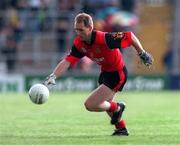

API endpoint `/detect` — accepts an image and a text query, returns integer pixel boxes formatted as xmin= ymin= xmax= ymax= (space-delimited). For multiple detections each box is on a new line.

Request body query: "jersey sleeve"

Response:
xmin=105 ymin=31 xmax=132 ymax=49
xmin=65 ymin=45 xmax=85 ymax=65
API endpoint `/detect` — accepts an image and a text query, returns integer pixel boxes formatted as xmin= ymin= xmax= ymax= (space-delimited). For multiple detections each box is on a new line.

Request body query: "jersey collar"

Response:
xmin=90 ymin=30 xmax=96 ymax=44
xmin=83 ymin=30 xmax=96 ymax=45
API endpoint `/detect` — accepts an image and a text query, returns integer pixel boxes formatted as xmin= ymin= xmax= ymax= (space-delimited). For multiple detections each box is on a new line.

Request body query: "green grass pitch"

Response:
xmin=0 ymin=91 xmax=180 ymax=145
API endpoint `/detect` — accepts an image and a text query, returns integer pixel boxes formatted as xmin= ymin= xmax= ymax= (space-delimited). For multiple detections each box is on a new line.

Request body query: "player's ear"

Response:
xmin=89 ymin=25 xmax=93 ymax=31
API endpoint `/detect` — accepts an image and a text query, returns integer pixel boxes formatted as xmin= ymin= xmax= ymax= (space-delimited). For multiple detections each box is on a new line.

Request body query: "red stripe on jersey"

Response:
xmin=121 ymin=32 xmax=132 ymax=48
xmin=113 ymin=69 xmax=126 ymax=92
xmin=65 ymin=55 xmax=80 ymax=65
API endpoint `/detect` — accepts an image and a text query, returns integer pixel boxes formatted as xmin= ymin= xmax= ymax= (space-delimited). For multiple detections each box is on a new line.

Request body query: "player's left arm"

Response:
xmin=105 ymin=31 xmax=154 ymax=66
xmin=131 ymin=32 xmax=154 ymax=66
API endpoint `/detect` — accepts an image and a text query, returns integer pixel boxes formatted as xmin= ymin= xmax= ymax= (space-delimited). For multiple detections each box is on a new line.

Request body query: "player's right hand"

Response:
xmin=44 ymin=73 xmax=56 ymax=85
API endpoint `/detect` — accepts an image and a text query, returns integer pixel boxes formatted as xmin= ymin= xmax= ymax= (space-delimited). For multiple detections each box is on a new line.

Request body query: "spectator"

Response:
xmin=163 ymin=49 xmax=173 ymax=70
xmin=1 ymin=26 xmax=17 ymax=72
xmin=56 ymin=0 xmax=80 ymax=53
xmin=27 ymin=0 xmax=41 ymax=32
xmin=56 ymin=16 xmax=69 ymax=53
xmin=120 ymin=0 xmax=136 ymax=13
xmin=58 ymin=0 xmax=79 ymax=12
xmin=16 ymin=0 xmax=29 ymax=33
xmin=38 ymin=0 xmax=51 ymax=32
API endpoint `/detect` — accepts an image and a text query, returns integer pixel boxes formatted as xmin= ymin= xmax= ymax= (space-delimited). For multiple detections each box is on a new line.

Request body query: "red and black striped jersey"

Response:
xmin=65 ymin=30 xmax=132 ymax=72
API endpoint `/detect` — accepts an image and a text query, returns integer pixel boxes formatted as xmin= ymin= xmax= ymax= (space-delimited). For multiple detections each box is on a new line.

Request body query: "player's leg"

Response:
xmin=88 ymin=69 xmax=126 ymax=113
xmin=112 ymin=119 xmax=129 ymax=136
xmin=84 ymin=83 xmax=128 ymax=134
xmin=84 ymin=84 xmax=128 ymax=135
xmin=101 ymin=67 xmax=129 ymax=135
xmin=106 ymin=98 xmax=129 ymax=136
xmin=106 ymin=98 xmax=115 ymax=117
xmin=84 ymin=84 xmax=117 ymax=112
xmin=85 ymin=67 xmax=129 ymax=135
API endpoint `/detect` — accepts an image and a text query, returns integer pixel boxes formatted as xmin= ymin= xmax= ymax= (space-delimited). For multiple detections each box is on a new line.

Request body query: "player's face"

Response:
xmin=74 ymin=22 xmax=92 ymax=41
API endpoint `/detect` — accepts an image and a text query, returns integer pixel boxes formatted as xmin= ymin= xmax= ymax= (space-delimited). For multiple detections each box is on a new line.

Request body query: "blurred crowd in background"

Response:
xmin=0 ymin=0 xmax=79 ymax=73
xmin=0 ymin=0 xmax=176 ymax=75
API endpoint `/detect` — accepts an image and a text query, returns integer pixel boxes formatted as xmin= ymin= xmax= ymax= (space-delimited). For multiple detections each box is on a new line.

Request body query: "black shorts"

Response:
xmin=98 ymin=67 xmax=128 ymax=92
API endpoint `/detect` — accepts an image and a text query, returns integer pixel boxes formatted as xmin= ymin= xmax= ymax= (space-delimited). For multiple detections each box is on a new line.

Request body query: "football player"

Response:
xmin=44 ymin=13 xmax=153 ymax=136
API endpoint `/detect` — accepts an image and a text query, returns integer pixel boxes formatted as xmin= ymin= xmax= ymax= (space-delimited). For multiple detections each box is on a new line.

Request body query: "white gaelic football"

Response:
xmin=28 ymin=84 xmax=49 ymax=104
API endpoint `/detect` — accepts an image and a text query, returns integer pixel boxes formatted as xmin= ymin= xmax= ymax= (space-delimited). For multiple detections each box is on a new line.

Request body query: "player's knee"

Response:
xmin=84 ymin=101 xmax=94 ymax=111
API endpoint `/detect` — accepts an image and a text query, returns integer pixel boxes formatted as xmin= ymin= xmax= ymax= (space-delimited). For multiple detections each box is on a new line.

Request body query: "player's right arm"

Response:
xmin=44 ymin=45 xmax=85 ymax=85
xmin=53 ymin=59 xmax=71 ymax=78
xmin=53 ymin=44 xmax=85 ymax=77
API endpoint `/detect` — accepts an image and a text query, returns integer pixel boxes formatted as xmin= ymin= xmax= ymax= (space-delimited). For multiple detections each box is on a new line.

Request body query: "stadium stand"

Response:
xmin=0 ymin=0 xmax=176 ymax=75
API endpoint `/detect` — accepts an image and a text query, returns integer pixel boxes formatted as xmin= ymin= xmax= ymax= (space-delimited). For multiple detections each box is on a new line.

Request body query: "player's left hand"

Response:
xmin=44 ymin=73 xmax=56 ymax=86
xmin=139 ymin=51 xmax=154 ymax=67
